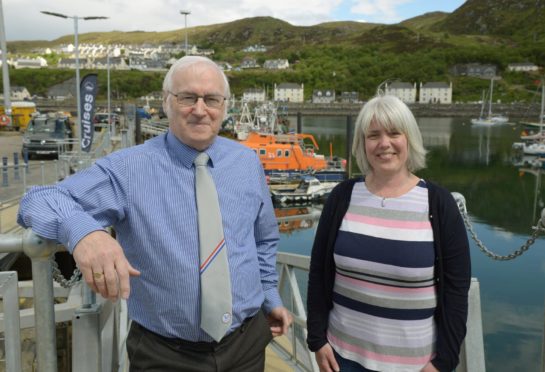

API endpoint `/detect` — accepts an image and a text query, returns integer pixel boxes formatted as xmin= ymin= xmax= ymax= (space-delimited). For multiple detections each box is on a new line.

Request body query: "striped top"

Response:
xmin=328 ymin=180 xmax=437 ymax=371
xmin=18 ymin=132 xmax=281 ymax=342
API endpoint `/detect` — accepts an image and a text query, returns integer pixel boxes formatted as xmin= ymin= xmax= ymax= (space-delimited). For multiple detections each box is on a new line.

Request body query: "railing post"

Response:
xmin=2 ymin=156 xmax=8 ymax=187
xmin=0 ymin=271 xmax=22 ymax=372
xmin=13 ymin=152 xmax=20 ymax=181
xmin=22 ymin=230 xmax=59 ymax=372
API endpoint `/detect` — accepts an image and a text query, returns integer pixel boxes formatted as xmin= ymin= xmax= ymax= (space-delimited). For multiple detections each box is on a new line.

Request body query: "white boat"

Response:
xmin=271 ymin=176 xmax=338 ymax=203
xmin=471 ymin=78 xmax=509 ymax=126
xmin=514 ymin=79 xmax=545 ymax=155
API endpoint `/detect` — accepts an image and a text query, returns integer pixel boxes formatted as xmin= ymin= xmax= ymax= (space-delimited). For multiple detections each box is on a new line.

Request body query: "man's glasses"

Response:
xmin=167 ymin=91 xmax=226 ymax=109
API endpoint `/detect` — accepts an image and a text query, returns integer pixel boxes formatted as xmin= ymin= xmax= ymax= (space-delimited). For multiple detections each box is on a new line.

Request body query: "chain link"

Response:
xmin=453 ymin=192 xmax=545 ymax=260
xmin=51 ymin=249 xmax=82 ymax=288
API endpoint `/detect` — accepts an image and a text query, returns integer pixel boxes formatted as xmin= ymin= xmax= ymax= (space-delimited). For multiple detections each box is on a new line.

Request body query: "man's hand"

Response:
xmin=266 ymin=306 xmax=293 ymax=337
xmin=73 ymin=230 xmax=140 ymax=301
xmin=315 ymin=343 xmax=340 ymax=372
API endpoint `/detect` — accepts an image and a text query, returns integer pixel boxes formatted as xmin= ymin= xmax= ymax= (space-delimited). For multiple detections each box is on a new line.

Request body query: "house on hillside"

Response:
xmin=240 ymin=57 xmax=259 ymax=69
xmin=15 ymin=57 xmax=47 ymax=69
xmin=312 ymin=90 xmax=335 ymax=104
xmin=58 ymin=58 xmax=91 ymax=69
xmin=216 ymin=62 xmax=232 ymax=71
xmin=385 ymin=82 xmax=417 ymax=103
xmin=507 ymin=62 xmax=539 ymax=72
xmin=11 ymin=86 xmax=31 ymax=100
xmin=340 ymin=91 xmax=359 ymax=103
xmin=263 ymin=59 xmax=289 ymax=70
xmin=140 ymin=91 xmax=163 ymax=101
xmin=449 ymin=63 xmax=496 ymax=79
xmin=243 ymin=45 xmax=267 ymax=52
xmin=274 ymin=83 xmax=304 ymax=103
xmin=94 ymin=57 xmax=128 ymax=70
xmin=47 ymin=78 xmax=77 ymax=101
xmin=243 ymin=88 xmax=266 ymax=102
xmin=419 ymin=82 xmax=452 ymax=104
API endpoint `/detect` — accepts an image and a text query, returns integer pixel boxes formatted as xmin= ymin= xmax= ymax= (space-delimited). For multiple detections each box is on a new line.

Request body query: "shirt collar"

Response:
xmin=166 ymin=131 xmax=222 ymax=168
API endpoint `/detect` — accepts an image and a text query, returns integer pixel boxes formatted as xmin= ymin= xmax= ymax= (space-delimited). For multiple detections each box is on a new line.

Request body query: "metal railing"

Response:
xmin=0 ymin=233 xmax=485 ymax=372
xmin=0 ymin=231 xmax=127 ymax=372
xmin=274 ymin=252 xmax=486 ymax=372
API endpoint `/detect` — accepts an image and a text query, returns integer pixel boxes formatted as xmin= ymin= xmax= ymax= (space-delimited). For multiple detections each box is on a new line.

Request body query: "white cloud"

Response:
xmin=350 ymin=0 xmax=412 ymax=23
xmin=2 ymin=0 xmax=344 ymax=41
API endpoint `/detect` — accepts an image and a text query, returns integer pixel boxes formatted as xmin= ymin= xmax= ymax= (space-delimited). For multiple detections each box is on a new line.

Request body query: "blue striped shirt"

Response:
xmin=17 ymin=131 xmax=282 ymax=341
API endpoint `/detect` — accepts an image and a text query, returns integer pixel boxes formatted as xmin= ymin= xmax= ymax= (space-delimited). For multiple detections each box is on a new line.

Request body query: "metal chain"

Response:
xmin=452 ymin=192 xmax=545 ymax=261
xmin=51 ymin=250 xmax=82 ymax=288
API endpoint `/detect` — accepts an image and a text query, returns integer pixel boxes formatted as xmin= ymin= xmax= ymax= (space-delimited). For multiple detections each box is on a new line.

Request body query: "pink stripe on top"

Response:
xmin=345 ymin=212 xmax=432 ymax=229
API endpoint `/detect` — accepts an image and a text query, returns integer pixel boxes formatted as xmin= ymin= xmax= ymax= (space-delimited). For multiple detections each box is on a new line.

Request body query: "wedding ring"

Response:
xmin=93 ymin=272 xmax=103 ymax=280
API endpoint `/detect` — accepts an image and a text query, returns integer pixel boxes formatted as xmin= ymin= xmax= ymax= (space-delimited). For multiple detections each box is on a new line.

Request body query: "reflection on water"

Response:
xmin=278 ymin=116 xmax=545 ymax=372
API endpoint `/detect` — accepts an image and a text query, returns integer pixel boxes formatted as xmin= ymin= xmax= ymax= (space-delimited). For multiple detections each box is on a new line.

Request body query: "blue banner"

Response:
xmin=80 ymin=73 xmax=98 ymax=152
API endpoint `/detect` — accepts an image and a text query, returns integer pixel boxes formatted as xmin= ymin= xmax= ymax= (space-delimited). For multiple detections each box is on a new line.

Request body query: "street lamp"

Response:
xmin=41 ymin=11 xmax=108 ymax=153
xmin=180 ymin=10 xmax=191 ymax=55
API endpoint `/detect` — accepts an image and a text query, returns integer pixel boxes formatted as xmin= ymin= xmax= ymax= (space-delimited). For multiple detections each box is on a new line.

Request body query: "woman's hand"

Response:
xmin=421 ymin=362 xmax=439 ymax=372
xmin=315 ymin=343 xmax=340 ymax=372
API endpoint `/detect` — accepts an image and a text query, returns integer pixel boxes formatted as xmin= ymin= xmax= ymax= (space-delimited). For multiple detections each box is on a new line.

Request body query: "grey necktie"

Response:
xmin=194 ymin=152 xmax=233 ymax=342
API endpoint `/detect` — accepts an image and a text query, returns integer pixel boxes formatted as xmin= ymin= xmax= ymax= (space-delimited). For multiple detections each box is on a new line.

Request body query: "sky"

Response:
xmin=1 ymin=0 xmax=466 ymax=42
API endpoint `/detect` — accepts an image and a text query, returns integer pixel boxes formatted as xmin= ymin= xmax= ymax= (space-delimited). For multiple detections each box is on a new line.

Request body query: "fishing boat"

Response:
xmin=233 ymin=100 xmax=347 ymax=182
xmin=240 ymin=131 xmax=346 ymax=181
xmin=471 ymin=78 xmax=509 ymax=126
xmin=270 ymin=175 xmax=338 ymax=204
xmin=274 ymin=205 xmax=321 ymax=234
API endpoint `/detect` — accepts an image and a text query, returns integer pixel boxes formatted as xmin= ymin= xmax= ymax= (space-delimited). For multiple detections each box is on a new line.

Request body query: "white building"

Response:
xmin=385 ymin=82 xmax=417 ymax=103
xmin=274 ymin=83 xmax=304 ymax=103
xmin=312 ymin=89 xmax=335 ymax=104
xmin=263 ymin=59 xmax=289 ymax=70
xmin=15 ymin=57 xmax=47 ymax=69
xmin=419 ymin=82 xmax=452 ymax=104
xmin=243 ymin=88 xmax=266 ymax=102
xmin=507 ymin=62 xmax=539 ymax=72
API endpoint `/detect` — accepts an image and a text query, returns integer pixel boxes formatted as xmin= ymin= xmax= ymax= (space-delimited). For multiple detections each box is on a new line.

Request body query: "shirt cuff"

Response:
xmin=262 ymin=287 xmax=283 ymax=314
xmin=58 ymin=212 xmax=107 ymax=253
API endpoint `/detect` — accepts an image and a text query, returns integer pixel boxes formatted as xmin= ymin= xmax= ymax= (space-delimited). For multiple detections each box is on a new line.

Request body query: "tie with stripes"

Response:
xmin=194 ymin=152 xmax=232 ymax=342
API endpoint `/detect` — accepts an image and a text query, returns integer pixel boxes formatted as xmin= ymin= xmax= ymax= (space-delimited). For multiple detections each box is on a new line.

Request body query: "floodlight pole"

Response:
xmin=180 ymin=10 xmax=191 ymax=55
xmin=0 ymin=0 xmax=12 ymax=125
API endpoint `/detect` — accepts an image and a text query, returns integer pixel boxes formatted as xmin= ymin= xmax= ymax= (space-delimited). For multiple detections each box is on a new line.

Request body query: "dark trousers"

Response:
xmin=127 ymin=310 xmax=272 ymax=372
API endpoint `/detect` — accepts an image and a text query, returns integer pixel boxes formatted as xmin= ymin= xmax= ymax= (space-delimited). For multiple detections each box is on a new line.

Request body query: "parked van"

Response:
xmin=0 ymin=101 xmax=38 ymax=131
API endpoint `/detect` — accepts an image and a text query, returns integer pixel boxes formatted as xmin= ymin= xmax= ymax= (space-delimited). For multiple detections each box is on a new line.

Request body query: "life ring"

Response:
xmin=0 ymin=115 xmax=10 ymax=126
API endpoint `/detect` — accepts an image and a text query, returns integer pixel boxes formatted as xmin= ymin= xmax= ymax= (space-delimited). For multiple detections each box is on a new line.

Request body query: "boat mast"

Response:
xmin=488 ymin=78 xmax=494 ymax=118
xmin=479 ymin=90 xmax=486 ymax=119
xmin=539 ymin=78 xmax=545 ymax=134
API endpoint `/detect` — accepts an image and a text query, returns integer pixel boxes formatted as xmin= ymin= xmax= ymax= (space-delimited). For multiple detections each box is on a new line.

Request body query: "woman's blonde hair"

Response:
xmin=352 ymin=94 xmax=427 ymax=175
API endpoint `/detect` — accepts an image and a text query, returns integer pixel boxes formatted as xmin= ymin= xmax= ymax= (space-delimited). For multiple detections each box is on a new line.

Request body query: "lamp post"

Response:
xmin=0 ymin=0 xmax=12 ymax=126
xmin=180 ymin=10 xmax=191 ymax=55
xmin=41 ymin=11 xmax=108 ymax=153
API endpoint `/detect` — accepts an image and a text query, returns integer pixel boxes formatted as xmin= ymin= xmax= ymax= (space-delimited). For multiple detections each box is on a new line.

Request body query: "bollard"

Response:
xmin=2 ymin=156 xmax=8 ymax=187
xmin=23 ymin=147 xmax=29 ymax=174
xmin=297 ymin=112 xmax=302 ymax=134
xmin=13 ymin=152 xmax=20 ymax=181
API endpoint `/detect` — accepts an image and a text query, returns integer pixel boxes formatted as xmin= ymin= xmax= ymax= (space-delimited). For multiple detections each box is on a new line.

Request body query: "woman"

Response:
xmin=306 ymin=95 xmax=471 ymax=372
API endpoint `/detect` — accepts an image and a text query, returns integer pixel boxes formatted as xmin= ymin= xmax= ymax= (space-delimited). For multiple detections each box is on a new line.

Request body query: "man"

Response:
xmin=18 ymin=56 xmax=291 ymax=371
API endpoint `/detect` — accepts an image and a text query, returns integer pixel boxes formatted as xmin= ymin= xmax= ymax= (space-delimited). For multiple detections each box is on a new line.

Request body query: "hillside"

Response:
xmin=3 ymin=0 xmax=545 ymax=103
xmin=436 ymin=0 xmax=545 ymax=41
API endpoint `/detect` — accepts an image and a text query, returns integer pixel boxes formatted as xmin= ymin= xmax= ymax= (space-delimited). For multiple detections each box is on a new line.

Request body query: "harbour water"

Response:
xmin=277 ymin=115 xmax=545 ymax=371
